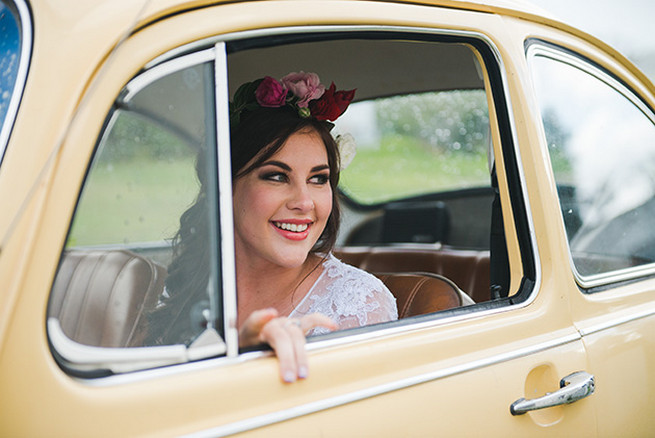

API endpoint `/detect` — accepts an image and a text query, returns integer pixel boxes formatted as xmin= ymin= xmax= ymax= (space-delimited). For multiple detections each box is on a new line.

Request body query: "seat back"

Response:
xmin=49 ymin=249 xmax=166 ymax=348
xmin=375 ymin=272 xmax=470 ymax=318
xmin=336 ymin=246 xmax=490 ymax=303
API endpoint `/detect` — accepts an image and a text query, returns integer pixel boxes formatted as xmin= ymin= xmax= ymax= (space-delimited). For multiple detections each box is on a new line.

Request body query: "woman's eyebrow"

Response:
xmin=311 ymin=164 xmax=330 ymax=173
xmin=261 ymin=160 xmax=291 ymax=171
xmin=261 ymin=161 xmax=329 ymax=173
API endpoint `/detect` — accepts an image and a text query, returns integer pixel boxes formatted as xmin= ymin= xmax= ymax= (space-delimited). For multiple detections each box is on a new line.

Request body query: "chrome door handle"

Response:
xmin=510 ymin=371 xmax=595 ymax=416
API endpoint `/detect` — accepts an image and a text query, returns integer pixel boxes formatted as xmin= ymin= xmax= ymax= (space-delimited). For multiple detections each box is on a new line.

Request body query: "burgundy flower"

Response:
xmin=255 ymin=76 xmax=288 ymax=107
xmin=309 ymin=82 xmax=356 ymax=121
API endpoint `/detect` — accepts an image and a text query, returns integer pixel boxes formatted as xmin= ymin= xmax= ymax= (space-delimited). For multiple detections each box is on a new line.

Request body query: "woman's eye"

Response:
xmin=261 ymin=172 xmax=288 ymax=182
xmin=309 ymin=173 xmax=329 ymax=185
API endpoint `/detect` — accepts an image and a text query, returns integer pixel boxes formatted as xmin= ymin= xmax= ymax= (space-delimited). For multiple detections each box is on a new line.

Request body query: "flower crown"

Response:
xmin=229 ymin=71 xmax=356 ymax=127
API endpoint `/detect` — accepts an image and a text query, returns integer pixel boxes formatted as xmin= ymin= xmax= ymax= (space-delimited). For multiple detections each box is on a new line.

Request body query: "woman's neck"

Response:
xmin=236 ymin=254 xmax=323 ymax=326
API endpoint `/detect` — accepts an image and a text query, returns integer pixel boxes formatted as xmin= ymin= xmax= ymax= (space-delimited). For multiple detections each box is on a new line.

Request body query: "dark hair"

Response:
xmin=145 ymin=107 xmax=341 ymax=345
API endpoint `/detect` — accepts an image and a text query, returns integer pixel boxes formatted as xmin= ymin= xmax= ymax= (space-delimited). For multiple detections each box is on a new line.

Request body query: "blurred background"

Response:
xmin=528 ymin=0 xmax=655 ymax=84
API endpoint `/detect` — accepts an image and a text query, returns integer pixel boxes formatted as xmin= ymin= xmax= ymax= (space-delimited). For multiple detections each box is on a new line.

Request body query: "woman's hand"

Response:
xmin=239 ymin=308 xmax=337 ymax=383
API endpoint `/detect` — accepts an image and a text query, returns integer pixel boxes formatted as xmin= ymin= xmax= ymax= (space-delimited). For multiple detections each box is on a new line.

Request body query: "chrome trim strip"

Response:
xmin=526 ymin=44 xmax=655 ymax=289
xmin=0 ymin=0 xmax=33 ymax=164
xmin=214 ymin=42 xmax=239 ymax=356
xmin=184 ymin=332 xmax=581 ymax=437
xmin=122 ymin=48 xmax=215 ymax=102
xmin=578 ymin=304 xmax=655 ymax=336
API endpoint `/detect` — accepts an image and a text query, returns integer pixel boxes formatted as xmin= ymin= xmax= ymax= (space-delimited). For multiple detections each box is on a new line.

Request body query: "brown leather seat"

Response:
xmin=49 ymin=249 xmax=166 ymax=348
xmin=375 ymin=272 xmax=469 ymax=318
xmin=336 ymin=246 xmax=490 ymax=303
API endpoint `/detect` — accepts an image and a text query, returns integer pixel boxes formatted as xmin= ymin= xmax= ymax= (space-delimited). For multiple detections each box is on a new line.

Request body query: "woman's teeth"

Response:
xmin=274 ymin=222 xmax=309 ymax=232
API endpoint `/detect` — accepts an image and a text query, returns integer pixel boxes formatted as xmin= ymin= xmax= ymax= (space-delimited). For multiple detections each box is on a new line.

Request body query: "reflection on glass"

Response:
xmin=0 ymin=4 xmax=21 ymax=128
xmin=532 ymin=54 xmax=655 ymax=276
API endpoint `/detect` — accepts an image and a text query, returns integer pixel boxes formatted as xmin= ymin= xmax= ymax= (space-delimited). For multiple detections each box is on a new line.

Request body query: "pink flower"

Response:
xmin=281 ymin=72 xmax=325 ymax=108
xmin=255 ymin=76 xmax=288 ymax=107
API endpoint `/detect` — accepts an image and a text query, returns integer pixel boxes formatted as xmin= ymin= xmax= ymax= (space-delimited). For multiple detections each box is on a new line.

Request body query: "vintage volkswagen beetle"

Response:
xmin=1 ymin=0 xmax=654 ymax=436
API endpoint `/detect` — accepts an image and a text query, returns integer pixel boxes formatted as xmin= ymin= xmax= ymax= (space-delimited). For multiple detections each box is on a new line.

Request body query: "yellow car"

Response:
xmin=2 ymin=0 xmax=655 ymax=436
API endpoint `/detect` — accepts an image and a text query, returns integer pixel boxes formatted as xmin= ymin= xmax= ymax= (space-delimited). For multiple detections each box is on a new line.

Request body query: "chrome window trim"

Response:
xmin=213 ymin=42 xmax=239 ymax=357
xmin=121 ymin=48 xmax=215 ymax=102
xmin=527 ymin=43 xmax=655 ymax=289
xmin=0 ymin=0 xmax=32 ymax=165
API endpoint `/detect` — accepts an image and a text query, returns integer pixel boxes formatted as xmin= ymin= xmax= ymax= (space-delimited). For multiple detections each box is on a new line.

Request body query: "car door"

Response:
xmin=1 ymin=2 xmax=601 ymax=436
xmin=528 ymin=42 xmax=655 ymax=435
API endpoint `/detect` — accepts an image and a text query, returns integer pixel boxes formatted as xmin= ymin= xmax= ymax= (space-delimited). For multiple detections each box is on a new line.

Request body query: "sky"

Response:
xmin=527 ymin=0 xmax=655 ymax=82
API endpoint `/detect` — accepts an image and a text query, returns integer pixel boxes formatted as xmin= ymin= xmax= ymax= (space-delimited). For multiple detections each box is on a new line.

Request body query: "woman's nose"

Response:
xmin=287 ymin=183 xmax=314 ymax=212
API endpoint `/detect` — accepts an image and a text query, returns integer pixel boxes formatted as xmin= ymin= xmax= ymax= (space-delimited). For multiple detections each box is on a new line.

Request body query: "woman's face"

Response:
xmin=233 ymin=129 xmax=333 ymax=270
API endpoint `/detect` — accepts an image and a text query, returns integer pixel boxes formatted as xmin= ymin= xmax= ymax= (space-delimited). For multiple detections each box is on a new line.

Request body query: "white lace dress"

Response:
xmin=289 ymin=254 xmax=398 ymax=334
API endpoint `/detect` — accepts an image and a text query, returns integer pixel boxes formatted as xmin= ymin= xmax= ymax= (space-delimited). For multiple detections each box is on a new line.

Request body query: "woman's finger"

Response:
xmin=285 ymin=319 xmax=309 ymax=379
xmin=260 ymin=319 xmax=299 ymax=383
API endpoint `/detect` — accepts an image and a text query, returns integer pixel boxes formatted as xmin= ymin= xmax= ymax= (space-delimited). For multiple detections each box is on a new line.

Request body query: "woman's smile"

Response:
xmin=271 ymin=219 xmax=313 ymax=241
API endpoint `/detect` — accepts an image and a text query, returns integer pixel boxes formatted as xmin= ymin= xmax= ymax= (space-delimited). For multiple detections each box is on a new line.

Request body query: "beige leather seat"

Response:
xmin=49 ymin=249 xmax=166 ymax=348
xmin=375 ymin=272 xmax=473 ymax=318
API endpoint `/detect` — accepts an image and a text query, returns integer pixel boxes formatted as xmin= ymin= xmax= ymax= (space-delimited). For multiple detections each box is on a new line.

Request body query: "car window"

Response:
xmin=48 ymin=31 xmax=528 ymax=376
xmin=530 ymin=47 xmax=655 ymax=283
xmin=228 ymin=34 xmax=525 ymax=302
xmin=48 ymin=52 xmax=225 ymax=374
xmin=0 ymin=0 xmax=31 ymax=165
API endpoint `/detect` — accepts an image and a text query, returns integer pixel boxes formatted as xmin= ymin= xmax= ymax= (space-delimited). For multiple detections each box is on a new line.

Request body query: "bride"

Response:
xmin=147 ymin=72 xmax=397 ymax=383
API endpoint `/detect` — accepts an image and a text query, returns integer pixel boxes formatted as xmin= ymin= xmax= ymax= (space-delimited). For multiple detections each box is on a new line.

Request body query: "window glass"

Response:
xmin=531 ymin=53 xmax=655 ymax=278
xmin=49 ymin=58 xmax=223 ymax=363
xmin=337 ymin=90 xmax=490 ymax=205
xmin=0 ymin=3 xmax=20 ymax=124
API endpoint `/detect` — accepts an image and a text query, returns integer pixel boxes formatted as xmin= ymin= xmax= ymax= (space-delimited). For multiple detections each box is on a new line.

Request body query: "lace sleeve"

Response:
xmin=295 ymin=255 xmax=398 ymax=334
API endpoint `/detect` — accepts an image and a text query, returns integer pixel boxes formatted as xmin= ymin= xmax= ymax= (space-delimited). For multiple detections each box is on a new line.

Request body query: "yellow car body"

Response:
xmin=1 ymin=0 xmax=654 ymax=436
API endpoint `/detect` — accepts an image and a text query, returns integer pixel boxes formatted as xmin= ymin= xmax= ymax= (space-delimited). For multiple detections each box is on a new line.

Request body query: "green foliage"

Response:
xmin=340 ymin=134 xmax=489 ymax=204
xmin=339 ymin=90 xmax=491 ymax=204
xmin=375 ymin=90 xmax=490 ymax=155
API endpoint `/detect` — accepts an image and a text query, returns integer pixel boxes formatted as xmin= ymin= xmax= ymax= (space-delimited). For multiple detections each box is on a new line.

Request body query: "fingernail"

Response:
xmin=283 ymin=371 xmax=296 ymax=383
xmin=298 ymin=366 xmax=308 ymax=379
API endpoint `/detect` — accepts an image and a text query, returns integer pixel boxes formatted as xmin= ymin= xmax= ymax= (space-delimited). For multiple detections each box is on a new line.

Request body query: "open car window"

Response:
xmin=47 ymin=29 xmax=531 ymax=376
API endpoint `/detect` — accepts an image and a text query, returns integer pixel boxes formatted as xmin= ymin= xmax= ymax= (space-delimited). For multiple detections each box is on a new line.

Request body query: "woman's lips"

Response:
xmin=271 ymin=220 xmax=312 ymax=241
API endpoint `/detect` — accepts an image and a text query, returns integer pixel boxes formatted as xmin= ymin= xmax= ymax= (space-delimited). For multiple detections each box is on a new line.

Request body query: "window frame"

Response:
xmin=48 ymin=47 xmax=230 ymax=376
xmin=0 ymin=0 xmax=32 ymax=167
xmin=527 ymin=41 xmax=655 ymax=290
